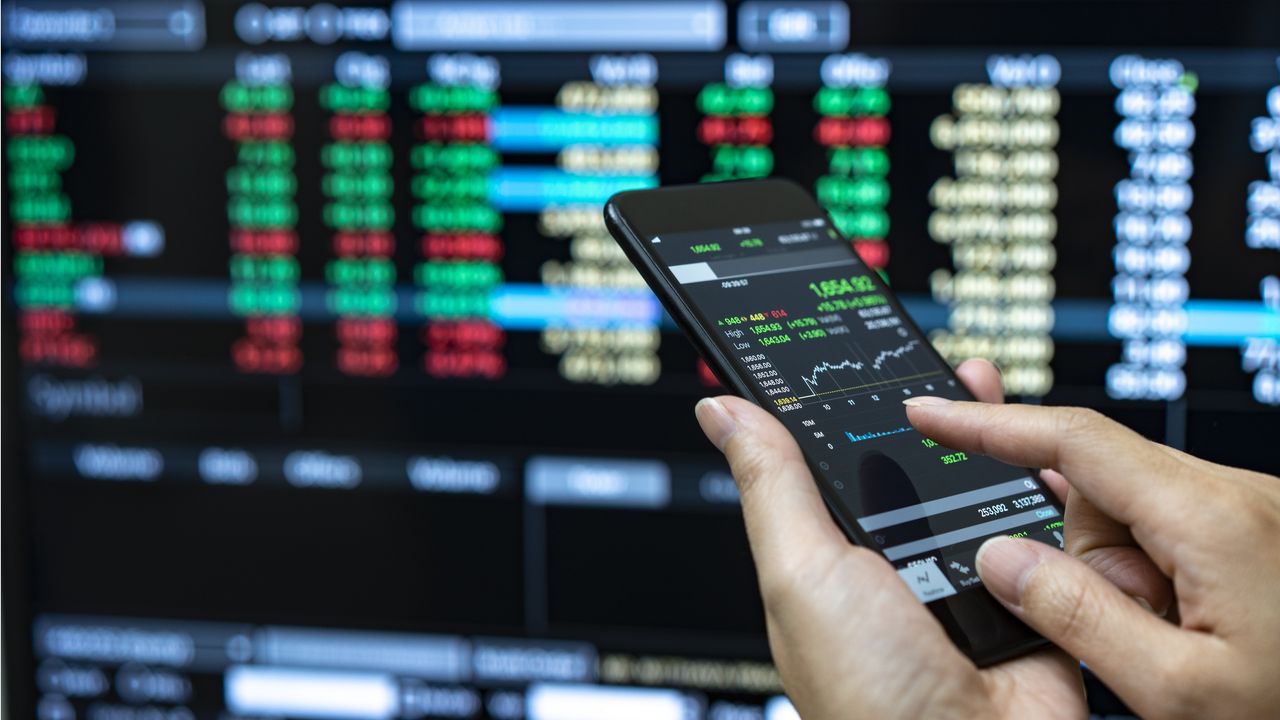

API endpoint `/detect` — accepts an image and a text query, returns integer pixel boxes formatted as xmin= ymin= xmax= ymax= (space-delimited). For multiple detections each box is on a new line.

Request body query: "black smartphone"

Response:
xmin=605 ymin=178 xmax=1064 ymax=666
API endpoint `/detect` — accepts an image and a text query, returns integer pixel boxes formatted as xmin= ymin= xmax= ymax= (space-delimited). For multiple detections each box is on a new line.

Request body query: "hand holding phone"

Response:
xmin=607 ymin=179 xmax=1280 ymax=715
xmin=701 ymin=369 xmax=1280 ymax=720
xmin=605 ymin=179 xmax=1065 ymax=662
xmin=695 ymin=362 xmax=1088 ymax=720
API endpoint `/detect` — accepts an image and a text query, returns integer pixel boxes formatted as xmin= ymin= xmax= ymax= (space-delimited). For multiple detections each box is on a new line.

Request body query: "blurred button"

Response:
xmin=525 ymin=456 xmax=670 ymax=509
xmin=942 ymin=547 xmax=983 ymax=590
xmin=896 ymin=561 xmax=957 ymax=603
xmin=737 ymin=1 xmax=848 ymax=52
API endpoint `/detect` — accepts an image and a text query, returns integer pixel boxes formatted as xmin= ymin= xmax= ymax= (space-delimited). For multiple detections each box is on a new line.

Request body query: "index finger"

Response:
xmin=954 ymin=358 xmax=1005 ymax=404
xmin=903 ymin=400 xmax=1192 ymax=532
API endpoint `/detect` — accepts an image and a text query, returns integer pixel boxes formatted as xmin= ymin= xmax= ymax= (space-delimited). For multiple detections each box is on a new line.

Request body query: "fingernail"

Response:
xmin=903 ymin=396 xmax=952 ymax=407
xmin=695 ymin=397 xmax=737 ymax=451
xmin=1130 ymin=595 xmax=1155 ymax=614
xmin=976 ymin=536 xmax=1043 ymax=608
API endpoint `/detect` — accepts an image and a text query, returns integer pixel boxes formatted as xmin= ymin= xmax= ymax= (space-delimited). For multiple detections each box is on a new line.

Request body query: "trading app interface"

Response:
xmin=652 ymin=218 xmax=1060 ymax=601
xmin=3 ymin=0 xmax=1277 ymax=718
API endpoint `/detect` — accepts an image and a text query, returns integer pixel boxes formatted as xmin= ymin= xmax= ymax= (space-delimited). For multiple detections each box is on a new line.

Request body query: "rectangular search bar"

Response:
xmin=882 ymin=507 xmax=1060 ymax=561
xmin=858 ymin=476 xmax=1038 ymax=532
xmin=2 ymin=1 xmax=206 ymax=50
xmin=527 ymin=683 xmax=690 ymax=720
xmin=391 ymin=1 xmax=726 ymax=51
xmin=225 ymin=666 xmax=398 ymax=719
xmin=668 ymin=246 xmax=856 ymax=285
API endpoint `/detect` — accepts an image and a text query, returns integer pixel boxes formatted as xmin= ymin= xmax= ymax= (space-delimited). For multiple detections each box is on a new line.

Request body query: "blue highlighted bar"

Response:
xmin=77 ymin=280 xmax=1279 ymax=345
xmin=1183 ymin=300 xmax=1280 ymax=346
xmin=489 ymin=168 xmax=657 ymax=212
xmin=391 ymin=1 xmax=726 ymax=51
xmin=490 ymin=108 xmax=658 ymax=153
xmin=489 ymin=283 xmax=661 ymax=330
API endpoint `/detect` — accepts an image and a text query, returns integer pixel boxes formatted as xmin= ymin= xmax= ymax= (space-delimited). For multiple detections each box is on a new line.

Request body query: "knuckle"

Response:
xmin=1189 ymin=484 xmax=1258 ymax=542
xmin=1236 ymin=485 xmax=1280 ymax=537
xmin=1057 ymin=406 xmax=1106 ymax=438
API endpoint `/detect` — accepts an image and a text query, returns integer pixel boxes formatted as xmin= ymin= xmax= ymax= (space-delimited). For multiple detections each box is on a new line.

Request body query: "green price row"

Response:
xmin=320 ymin=84 xmax=390 ymax=113
xmin=809 ymin=274 xmax=877 ymax=300
xmin=410 ymin=143 xmax=498 ymax=172
xmin=8 ymin=169 xmax=62 ymax=193
xmin=829 ymin=207 xmax=890 ymax=239
xmin=827 ymin=146 xmax=890 ymax=176
xmin=228 ymin=198 xmax=298 ymax=228
xmin=412 ymin=175 xmax=488 ymax=201
xmin=327 ymin=258 xmax=396 ymax=286
xmin=697 ymin=83 xmax=774 ymax=116
xmin=14 ymin=281 xmax=75 ymax=309
xmin=8 ymin=136 xmax=74 ymax=169
xmin=325 ymin=171 xmax=394 ymax=199
xmin=328 ymin=287 xmax=396 ymax=316
xmin=229 ymin=284 xmax=301 ymax=315
xmin=3 ymin=84 xmax=43 ymax=108
xmin=220 ymin=82 xmax=293 ymax=113
xmin=10 ymin=194 xmax=70 ymax=222
xmin=709 ymin=145 xmax=773 ymax=178
xmin=816 ymin=175 xmax=890 ymax=208
xmin=322 ymin=142 xmax=392 ymax=170
xmin=324 ymin=202 xmax=394 ymax=230
xmin=14 ymin=252 xmax=102 ymax=279
xmin=416 ymin=290 xmax=492 ymax=318
xmin=230 ymin=255 xmax=299 ymax=283
xmin=414 ymin=260 xmax=503 ymax=288
xmin=413 ymin=204 xmax=503 ymax=233
xmin=814 ymin=86 xmax=891 ymax=117
xmin=815 ymin=294 xmax=887 ymax=313
xmin=227 ymin=168 xmax=296 ymax=197
xmin=409 ymin=84 xmax=498 ymax=113
xmin=11 ymin=195 xmax=71 ymax=224
xmin=239 ymin=141 xmax=295 ymax=168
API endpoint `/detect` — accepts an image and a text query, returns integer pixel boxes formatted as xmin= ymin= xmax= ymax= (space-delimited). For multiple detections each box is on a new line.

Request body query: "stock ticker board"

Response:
xmin=2 ymin=1 xmax=1278 ymax=718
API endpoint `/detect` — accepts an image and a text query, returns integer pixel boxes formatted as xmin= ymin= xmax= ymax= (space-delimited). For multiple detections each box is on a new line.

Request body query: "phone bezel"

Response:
xmin=605 ymin=178 xmax=1056 ymax=666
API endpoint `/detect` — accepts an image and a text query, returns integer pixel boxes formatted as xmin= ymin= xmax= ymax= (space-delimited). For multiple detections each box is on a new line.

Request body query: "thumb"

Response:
xmin=976 ymin=536 xmax=1194 ymax=711
xmin=693 ymin=396 xmax=853 ymax=582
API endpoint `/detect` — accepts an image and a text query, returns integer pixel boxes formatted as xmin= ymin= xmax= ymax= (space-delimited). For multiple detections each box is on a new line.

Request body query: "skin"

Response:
xmin=694 ymin=358 xmax=1280 ymax=719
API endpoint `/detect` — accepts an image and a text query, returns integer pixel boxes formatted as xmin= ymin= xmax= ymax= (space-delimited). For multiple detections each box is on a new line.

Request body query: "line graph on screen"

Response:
xmin=796 ymin=340 xmax=943 ymax=400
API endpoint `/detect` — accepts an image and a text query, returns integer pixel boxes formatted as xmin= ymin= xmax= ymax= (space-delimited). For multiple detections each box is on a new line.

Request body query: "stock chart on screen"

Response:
xmin=2 ymin=1 xmax=1278 ymax=718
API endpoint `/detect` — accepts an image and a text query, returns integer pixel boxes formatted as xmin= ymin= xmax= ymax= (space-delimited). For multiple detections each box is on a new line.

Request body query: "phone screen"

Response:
xmin=644 ymin=214 xmax=1063 ymax=605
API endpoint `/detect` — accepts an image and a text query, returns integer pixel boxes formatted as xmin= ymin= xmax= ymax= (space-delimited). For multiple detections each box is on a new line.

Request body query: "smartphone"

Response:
xmin=605 ymin=178 xmax=1064 ymax=665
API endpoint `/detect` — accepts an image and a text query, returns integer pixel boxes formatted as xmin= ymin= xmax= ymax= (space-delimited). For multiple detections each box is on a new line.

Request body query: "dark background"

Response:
xmin=4 ymin=1 xmax=1279 ymax=717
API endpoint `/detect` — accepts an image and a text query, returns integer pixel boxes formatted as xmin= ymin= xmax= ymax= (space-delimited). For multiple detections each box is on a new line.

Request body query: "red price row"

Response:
xmin=334 ymin=231 xmax=395 ymax=257
xmin=6 ymin=106 xmax=56 ymax=135
xmin=15 ymin=224 xmax=124 ymax=254
xmin=424 ymin=320 xmax=505 ymax=349
xmin=231 ymin=229 xmax=299 ymax=255
xmin=418 ymin=114 xmax=489 ymax=143
xmin=815 ymin=117 xmax=891 ymax=147
xmin=330 ymin=114 xmax=391 ymax=141
xmin=224 ymin=113 xmax=294 ymax=141
xmin=421 ymin=233 xmax=504 ymax=262
xmin=697 ymin=116 xmax=773 ymax=146
xmin=425 ymin=349 xmax=506 ymax=379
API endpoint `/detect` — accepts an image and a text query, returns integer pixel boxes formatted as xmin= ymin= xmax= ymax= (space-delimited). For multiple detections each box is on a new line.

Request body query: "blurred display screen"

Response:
xmin=3 ymin=1 xmax=1277 ymax=718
